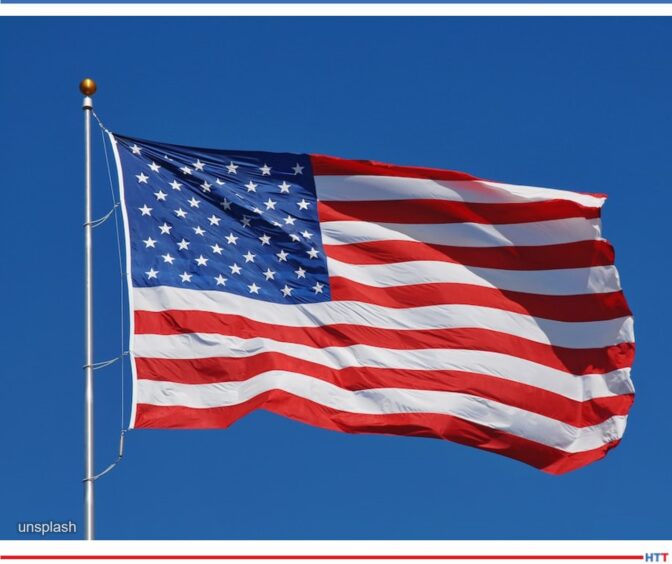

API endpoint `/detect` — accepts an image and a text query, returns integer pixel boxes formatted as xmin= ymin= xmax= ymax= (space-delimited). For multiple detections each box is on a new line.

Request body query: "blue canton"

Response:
xmin=114 ymin=134 xmax=330 ymax=304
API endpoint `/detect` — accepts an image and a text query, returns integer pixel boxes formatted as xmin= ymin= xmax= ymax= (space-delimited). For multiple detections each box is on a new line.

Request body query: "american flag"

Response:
xmin=110 ymin=133 xmax=635 ymax=474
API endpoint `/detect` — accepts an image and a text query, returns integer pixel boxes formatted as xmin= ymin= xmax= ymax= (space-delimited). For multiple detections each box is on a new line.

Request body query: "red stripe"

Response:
xmin=135 ymin=355 xmax=633 ymax=428
xmin=318 ymin=199 xmax=600 ymax=225
xmin=309 ymin=155 xmax=606 ymax=200
xmin=0 ymin=556 xmax=646 ymax=560
xmin=324 ymin=240 xmax=615 ymax=270
xmin=310 ymin=154 xmax=479 ymax=181
xmin=134 ymin=310 xmax=634 ymax=376
xmin=133 ymin=392 xmax=622 ymax=474
xmin=329 ymin=278 xmax=632 ymax=322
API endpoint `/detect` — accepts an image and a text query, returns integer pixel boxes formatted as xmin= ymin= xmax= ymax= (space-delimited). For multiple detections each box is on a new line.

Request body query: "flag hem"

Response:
xmin=108 ymin=131 xmax=138 ymax=430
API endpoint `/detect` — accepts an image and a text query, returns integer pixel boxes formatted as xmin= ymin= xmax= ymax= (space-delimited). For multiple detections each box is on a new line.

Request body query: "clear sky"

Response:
xmin=1 ymin=17 xmax=671 ymax=540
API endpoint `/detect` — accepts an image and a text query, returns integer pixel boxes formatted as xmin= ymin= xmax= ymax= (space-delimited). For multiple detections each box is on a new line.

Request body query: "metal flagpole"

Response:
xmin=81 ymin=77 xmax=97 ymax=540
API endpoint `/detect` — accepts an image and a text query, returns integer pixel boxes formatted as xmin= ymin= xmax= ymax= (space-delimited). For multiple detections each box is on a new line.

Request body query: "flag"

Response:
xmin=109 ymin=133 xmax=635 ymax=474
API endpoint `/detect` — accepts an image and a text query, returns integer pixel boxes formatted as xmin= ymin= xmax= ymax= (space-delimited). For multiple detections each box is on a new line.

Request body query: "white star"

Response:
xmin=214 ymin=274 xmax=227 ymax=286
xmin=307 ymin=247 xmax=319 ymax=259
xmin=243 ymin=251 xmax=256 ymax=263
xmin=201 ymin=181 xmax=212 ymax=193
xmin=136 ymin=172 xmax=149 ymax=184
xmin=292 ymin=163 xmax=304 ymax=175
xmin=130 ymin=144 xmax=142 ymax=155
xmin=177 ymin=239 xmax=190 ymax=250
xmin=281 ymin=285 xmax=293 ymax=297
xmin=139 ymin=204 xmax=152 ymax=216
xmin=283 ymin=215 xmax=296 ymax=226
xmin=193 ymin=226 xmax=206 ymax=236
xmin=229 ymin=263 xmax=242 ymax=275
xmin=149 ymin=162 xmax=161 ymax=173
xmin=175 ymin=208 xmax=187 ymax=219
xmin=161 ymin=253 xmax=175 ymax=265
xmin=289 ymin=233 xmax=301 ymax=242
xmin=154 ymin=190 xmax=167 ymax=201
xmin=170 ymin=180 xmax=182 ymax=191
xmin=248 ymin=283 xmax=261 ymax=294
xmin=179 ymin=271 xmax=192 ymax=283
xmin=295 ymin=267 xmax=306 ymax=279
xmin=208 ymin=215 xmax=221 ymax=226
xmin=181 ymin=166 xmax=193 ymax=175
xmin=193 ymin=159 xmax=205 ymax=171
xmin=312 ymin=282 xmax=325 ymax=294
xmin=272 ymin=221 xmax=282 ymax=227
xmin=263 ymin=268 xmax=276 ymax=281
xmin=245 ymin=181 xmax=258 ymax=193
xmin=278 ymin=181 xmax=291 ymax=194
xmin=226 ymin=162 xmax=239 ymax=174
xmin=221 ymin=199 xmax=232 ymax=211
xmin=158 ymin=223 xmax=172 ymax=235
xmin=143 ymin=237 xmax=157 ymax=248
xmin=253 ymin=207 xmax=263 ymax=215
xmin=195 ymin=255 xmax=209 ymax=267
xmin=276 ymin=250 xmax=289 ymax=262
xmin=211 ymin=244 xmax=224 ymax=255
xmin=264 ymin=198 xmax=277 ymax=210
xmin=215 ymin=178 xmax=225 ymax=186
xmin=297 ymin=199 xmax=310 ymax=211
xmin=145 ymin=268 xmax=159 ymax=280
xmin=260 ymin=164 xmax=272 ymax=176
xmin=188 ymin=197 xmax=201 ymax=208
xmin=225 ymin=233 xmax=239 ymax=245
xmin=259 ymin=234 xmax=271 ymax=246
xmin=301 ymin=230 xmax=313 ymax=240
xmin=240 ymin=216 xmax=251 ymax=228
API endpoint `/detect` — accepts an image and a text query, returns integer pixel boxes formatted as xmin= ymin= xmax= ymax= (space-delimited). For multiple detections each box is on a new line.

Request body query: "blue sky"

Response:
xmin=1 ymin=17 xmax=671 ymax=540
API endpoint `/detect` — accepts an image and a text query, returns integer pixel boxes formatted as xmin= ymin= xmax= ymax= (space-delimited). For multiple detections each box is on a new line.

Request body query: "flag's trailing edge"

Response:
xmin=109 ymin=132 xmax=635 ymax=475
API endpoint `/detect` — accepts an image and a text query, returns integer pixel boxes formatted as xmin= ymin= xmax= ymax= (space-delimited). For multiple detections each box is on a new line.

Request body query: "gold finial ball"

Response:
xmin=79 ymin=78 xmax=97 ymax=96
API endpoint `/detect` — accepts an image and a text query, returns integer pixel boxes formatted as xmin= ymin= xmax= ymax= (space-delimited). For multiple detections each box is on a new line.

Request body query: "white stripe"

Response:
xmin=320 ymin=218 xmax=602 ymax=247
xmin=136 ymin=374 xmax=627 ymax=453
xmin=133 ymin=333 xmax=635 ymax=402
xmin=328 ymin=258 xmax=622 ymax=296
xmin=315 ymin=176 xmax=605 ymax=207
xmin=133 ymin=286 xmax=633 ymax=349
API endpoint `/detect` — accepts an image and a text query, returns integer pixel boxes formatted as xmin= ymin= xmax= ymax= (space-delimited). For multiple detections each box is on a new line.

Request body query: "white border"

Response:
xmin=0 ymin=539 xmax=669 ymax=558
xmin=108 ymin=132 xmax=138 ymax=430
xmin=2 ymin=4 xmax=672 ymax=16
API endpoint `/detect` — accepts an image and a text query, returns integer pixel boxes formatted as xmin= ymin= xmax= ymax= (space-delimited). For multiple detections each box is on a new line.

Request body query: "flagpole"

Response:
xmin=81 ymin=77 xmax=97 ymax=541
